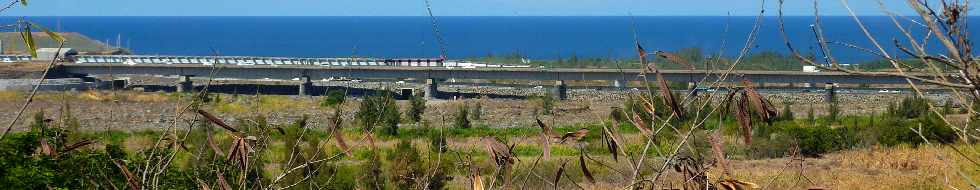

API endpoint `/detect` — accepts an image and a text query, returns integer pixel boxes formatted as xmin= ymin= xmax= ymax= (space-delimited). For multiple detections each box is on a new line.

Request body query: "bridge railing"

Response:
xmin=0 ymin=55 xmax=34 ymax=62
xmin=70 ymin=55 xmax=466 ymax=68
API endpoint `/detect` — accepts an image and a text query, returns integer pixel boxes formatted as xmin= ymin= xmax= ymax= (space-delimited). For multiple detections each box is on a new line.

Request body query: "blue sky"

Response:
xmin=2 ymin=0 xmax=963 ymax=16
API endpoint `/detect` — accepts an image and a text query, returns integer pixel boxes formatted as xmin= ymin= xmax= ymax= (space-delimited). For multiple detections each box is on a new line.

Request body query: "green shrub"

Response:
xmin=319 ymin=163 xmax=358 ymax=189
xmin=918 ymin=113 xmax=959 ymax=144
xmin=779 ymin=103 xmax=795 ymax=121
xmin=0 ymin=111 xmax=129 ymax=189
xmin=895 ymin=96 xmax=931 ymax=119
xmin=471 ymin=101 xmax=483 ymax=120
xmin=827 ymin=101 xmax=839 ymax=122
xmin=532 ymin=95 xmax=556 ymax=115
xmin=320 ymin=90 xmax=346 ymax=108
xmin=429 ymin=127 xmax=448 ymax=153
xmin=407 ymin=95 xmax=426 ymax=123
xmin=360 ymin=151 xmax=386 ymax=190
xmin=454 ymin=104 xmax=471 ymax=129
xmin=356 ymin=93 xmax=400 ymax=136
xmin=806 ymin=105 xmax=815 ymax=124
xmin=387 ymin=140 xmax=423 ymax=190
xmin=750 ymin=121 xmax=860 ymax=158
xmin=872 ymin=113 xmax=958 ymax=146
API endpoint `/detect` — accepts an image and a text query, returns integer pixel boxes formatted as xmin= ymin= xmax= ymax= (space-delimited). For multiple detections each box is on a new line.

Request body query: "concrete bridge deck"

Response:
xmin=60 ymin=63 xmax=927 ymax=85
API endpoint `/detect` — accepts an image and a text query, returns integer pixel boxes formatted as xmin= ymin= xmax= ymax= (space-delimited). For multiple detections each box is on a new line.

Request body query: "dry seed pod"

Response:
xmin=655 ymin=51 xmax=695 ymax=70
xmin=559 ymin=128 xmax=589 ymax=143
xmin=197 ymin=109 xmax=239 ymax=133
xmin=735 ymin=94 xmax=753 ymax=144
xmin=741 ymin=80 xmax=777 ymax=123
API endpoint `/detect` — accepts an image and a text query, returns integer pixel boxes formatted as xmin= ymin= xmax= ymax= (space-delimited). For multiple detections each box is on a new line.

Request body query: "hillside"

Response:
xmin=0 ymin=32 xmax=114 ymax=54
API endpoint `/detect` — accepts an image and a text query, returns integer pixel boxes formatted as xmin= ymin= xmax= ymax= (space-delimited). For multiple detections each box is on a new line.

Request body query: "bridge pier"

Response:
xmin=825 ymin=83 xmax=836 ymax=103
xmin=299 ymin=76 xmax=314 ymax=96
xmin=551 ymin=80 xmax=568 ymax=100
xmin=175 ymin=75 xmax=193 ymax=93
xmin=424 ymin=78 xmax=440 ymax=100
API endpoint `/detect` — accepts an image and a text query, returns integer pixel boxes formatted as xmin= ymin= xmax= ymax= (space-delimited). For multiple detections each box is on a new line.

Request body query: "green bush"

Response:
xmin=320 ymin=90 xmax=346 ymax=108
xmin=387 ymin=140 xmax=423 ymax=190
xmin=779 ymin=103 xmax=795 ymax=121
xmin=806 ymin=105 xmax=815 ymax=124
xmin=532 ymin=95 xmax=556 ymax=115
xmin=941 ymin=100 xmax=953 ymax=115
xmin=750 ymin=121 xmax=859 ymax=158
xmin=871 ymin=113 xmax=958 ymax=146
xmin=407 ymin=95 xmax=426 ymax=123
xmin=360 ymin=151 xmax=386 ymax=190
xmin=827 ymin=101 xmax=840 ymax=122
xmin=356 ymin=93 xmax=401 ymax=136
xmin=471 ymin=101 xmax=483 ymax=120
xmin=0 ymin=111 xmax=128 ymax=189
xmin=894 ymin=96 xmax=931 ymax=119
xmin=454 ymin=104 xmax=471 ymax=129
xmin=429 ymin=127 xmax=448 ymax=153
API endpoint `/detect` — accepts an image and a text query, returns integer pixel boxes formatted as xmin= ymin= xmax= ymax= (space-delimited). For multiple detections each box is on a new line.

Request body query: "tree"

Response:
xmin=356 ymin=93 xmax=400 ymax=136
xmin=454 ymin=104 xmax=471 ymax=129
xmin=388 ymin=140 xmax=423 ymax=190
xmin=807 ymin=104 xmax=815 ymax=125
xmin=407 ymin=95 xmax=426 ymax=123
xmin=780 ymin=103 xmax=795 ymax=121
xmin=828 ymin=100 xmax=839 ymax=122
xmin=471 ymin=101 xmax=483 ymax=120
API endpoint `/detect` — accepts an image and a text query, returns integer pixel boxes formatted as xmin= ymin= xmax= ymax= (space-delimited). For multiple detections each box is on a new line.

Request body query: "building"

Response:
xmin=37 ymin=48 xmax=78 ymax=62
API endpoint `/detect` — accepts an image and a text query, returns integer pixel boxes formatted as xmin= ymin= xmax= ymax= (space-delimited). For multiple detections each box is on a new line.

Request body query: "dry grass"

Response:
xmin=725 ymin=144 xmax=980 ymax=190
xmin=0 ymin=90 xmax=23 ymax=101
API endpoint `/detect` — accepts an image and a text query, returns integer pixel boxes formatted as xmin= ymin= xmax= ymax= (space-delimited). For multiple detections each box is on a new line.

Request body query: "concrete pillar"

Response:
xmin=687 ymin=82 xmax=700 ymax=97
xmin=176 ymin=75 xmax=193 ymax=93
xmin=825 ymin=83 xmax=836 ymax=103
xmin=424 ymin=78 xmax=439 ymax=100
xmin=613 ymin=80 xmax=627 ymax=88
xmin=551 ymin=80 xmax=568 ymax=100
xmin=299 ymin=76 xmax=313 ymax=96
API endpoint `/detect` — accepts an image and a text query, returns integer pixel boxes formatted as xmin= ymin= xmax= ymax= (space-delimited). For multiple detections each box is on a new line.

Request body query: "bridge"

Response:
xmin=57 ymin=63 xmax=930 ymax=100
xmin=73 ymin=55 xmax=455 ymax=67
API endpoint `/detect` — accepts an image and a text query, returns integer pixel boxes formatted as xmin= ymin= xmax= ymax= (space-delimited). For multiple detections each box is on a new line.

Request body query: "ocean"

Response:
xmin=1 ymin=16 xmax=976 ymax=62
